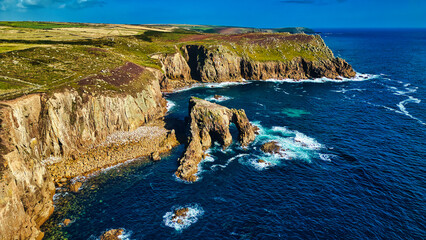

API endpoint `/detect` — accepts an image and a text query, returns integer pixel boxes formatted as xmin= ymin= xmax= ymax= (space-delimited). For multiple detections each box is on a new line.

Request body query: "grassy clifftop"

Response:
xmin=0 ymin=22 xmax=330 ymax=100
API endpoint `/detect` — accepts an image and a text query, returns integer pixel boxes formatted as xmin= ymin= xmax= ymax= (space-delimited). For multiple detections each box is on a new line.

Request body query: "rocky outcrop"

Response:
xmin=261 ymin=141 xmax=282 ymax=154
xmin=182 ymin=45 xmax=243 ymax=82
xmin=100 ymin=229 xmax=124 ymax=240
xmin=171 ymin=207 xmax=189 ymax=225
xmin=158 ymin=51 xmax=192 ymax=81
xmin=175 ymin=97 xmax=256 ymax=182
xmin=0 ymin=74 xmax=177 ymax=239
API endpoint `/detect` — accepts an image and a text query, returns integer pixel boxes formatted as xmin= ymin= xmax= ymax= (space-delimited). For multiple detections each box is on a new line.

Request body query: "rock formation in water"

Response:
xmin=261 ymin=141 xmax=282 ymax=154
xmin=0 ymin=30 xmax=358 ymax=239
xmin=100 ymin=229 xmax=124 ymax=240
xmin=175 ymin=97 xmax=256 ymax=182
xmin=171 ymin=207 xmax=190 ymax=225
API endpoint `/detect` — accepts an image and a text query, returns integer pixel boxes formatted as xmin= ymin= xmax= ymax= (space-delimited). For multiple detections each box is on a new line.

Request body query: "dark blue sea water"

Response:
xmin=43 ymin=29 xmax=426 ymax=239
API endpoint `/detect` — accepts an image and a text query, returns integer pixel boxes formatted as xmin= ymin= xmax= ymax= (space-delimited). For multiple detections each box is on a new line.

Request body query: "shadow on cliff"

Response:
xmin=164 ymin=116 xmax=188 ymax=145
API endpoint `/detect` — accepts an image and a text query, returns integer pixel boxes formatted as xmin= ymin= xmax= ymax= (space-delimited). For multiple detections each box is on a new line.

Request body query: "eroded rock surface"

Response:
xmin=0 ymin=74 xmax=177 ymax=239
xmin=175 ymin=97 xmax=256 ymax=182
xmin=100 ymin=229 xmax=124 ymax=240
xmin=158 ymin=37 xmax=356 ymax=91
xmin=171 ymin=207 xmax=189 ymax=225
xmin=261 ymin=141 xmax=282 ymax=154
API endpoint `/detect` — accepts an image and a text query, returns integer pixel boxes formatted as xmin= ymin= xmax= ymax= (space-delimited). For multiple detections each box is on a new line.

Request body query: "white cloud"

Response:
xmin=0 ymin=0 xmax=104 ymax=10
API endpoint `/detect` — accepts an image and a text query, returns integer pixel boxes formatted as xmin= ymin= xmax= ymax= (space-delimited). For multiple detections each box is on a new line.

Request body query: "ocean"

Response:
xmin=42 ymin=29 xmax=426 ymax=239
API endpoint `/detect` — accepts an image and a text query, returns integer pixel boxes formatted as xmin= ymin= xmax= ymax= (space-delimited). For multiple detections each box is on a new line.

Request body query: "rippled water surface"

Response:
xmin=43 ymin=29 xmax=426 ymax=239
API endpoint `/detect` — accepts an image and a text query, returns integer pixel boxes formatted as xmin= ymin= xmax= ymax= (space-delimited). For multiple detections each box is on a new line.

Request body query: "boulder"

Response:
xmin=171 ymin=207 xmax=189 ymax=224
xmin=100 ymin=229 xmax=124 ymax=240
xmin=70 ymin=181 xmax=82 ymax=193
xmin=151 ymin=151 xmax=161 ymax=161
xmin=63 ymin=219 xmax=72 ymax=226
xmin=261 ymin=141 xmax=281 ymax=154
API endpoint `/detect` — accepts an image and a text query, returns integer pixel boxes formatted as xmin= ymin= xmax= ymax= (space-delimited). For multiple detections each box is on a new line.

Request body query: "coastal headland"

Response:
xmin=0 ymin=22 xmax=355 ymax=239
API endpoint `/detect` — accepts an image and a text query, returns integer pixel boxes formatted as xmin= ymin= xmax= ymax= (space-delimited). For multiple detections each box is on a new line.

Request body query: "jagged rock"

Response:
xmin=0 ymin=73 xmax=176 ymax=239
xmin=158 ymin=40 xmax=356 ymax=89
xmin=100 ymin=229 xmax=124 ymax=240
xmin=261 ymin=141 xmax=282 ymax=154
xmin=171 ymin=207 xmax=189 ymax=224
xmin=158 ymin=51 xmax=191 ymax=80
xmin=70 ymin=181 xmax=82 ymax=193
xmin=214 ymin=95 xmax=223 ymax=100
xmin=175 ymin=97 xmax=256 ymax=182
xmin=253 ymin=126 xmax=260 ymax=135
xmin=151 ymin=151 xmax=161 ymax=161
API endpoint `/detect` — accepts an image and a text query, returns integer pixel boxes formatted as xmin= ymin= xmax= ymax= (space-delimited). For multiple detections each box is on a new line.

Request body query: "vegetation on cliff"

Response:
xmin=0 ymin=21 xmax=352 ymax=100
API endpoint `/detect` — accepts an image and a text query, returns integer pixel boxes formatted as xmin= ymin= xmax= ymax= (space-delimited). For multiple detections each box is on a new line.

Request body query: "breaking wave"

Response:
xmin=163 ymin=204 xmax=204 ymax=231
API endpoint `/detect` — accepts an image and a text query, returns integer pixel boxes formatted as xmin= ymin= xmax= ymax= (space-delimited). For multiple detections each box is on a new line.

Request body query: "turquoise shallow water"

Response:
xmin=43 ymin=29 xmax=426 ymax=239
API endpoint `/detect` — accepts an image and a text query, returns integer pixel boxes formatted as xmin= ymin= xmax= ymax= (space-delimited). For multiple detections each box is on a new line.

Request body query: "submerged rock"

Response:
xmin=261 ymin=141 xmax=282 ymax=154
xmin=100 ymin=229 xmax=124 ymax=240
xmin=257 ymin=159 xmax=271 ymax=166
xmin=175 ymin=97 xmax=256 ymax=182
xmin=214 ymin=95 xmax=222 ymax=100
xmin=63 ymin=219 xmax=72 ymax=227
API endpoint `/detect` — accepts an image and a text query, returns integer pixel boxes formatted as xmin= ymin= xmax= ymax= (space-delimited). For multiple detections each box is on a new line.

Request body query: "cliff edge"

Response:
xmin=0 ymin=24 xmax=357 ymax=239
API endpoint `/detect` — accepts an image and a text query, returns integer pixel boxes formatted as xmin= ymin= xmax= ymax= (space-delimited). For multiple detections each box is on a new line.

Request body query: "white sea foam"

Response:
xmin=166 ymin=100 xmax=176 ymax=112
xmin=331 ymin=88 xmax=366 ymax=93
xmin=172 ymin=80 xmax=251 ymax=92
xmin=211 ymin=153 xmax=249 ymax=170
xmin=239 ymin=123 xmax=325 ymax=170
xmin=370 ymin=79 xmax=425 ymax=126
xmin=294 ymin=132 xmax=322 ymax=150
xmin=319 ymin=153 xmax=335 ymax=162
xmin=397 ymin=96 xmax=425 ymax=125
xmin=70 ymin=157 xmax=142 ymax=184
xmin=52 ymin=191 xmax=69 ymax=203
xmin=163 ymin=204 xmax=204 ymax=231
xmin=256 ymin=72 xmax=379 ymax=84
xmin=205 ymin=95 xmax=232 ymax=102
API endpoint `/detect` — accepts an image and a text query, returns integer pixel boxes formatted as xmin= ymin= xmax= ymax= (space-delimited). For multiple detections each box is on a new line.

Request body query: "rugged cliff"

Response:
xmin=175 ymin=97 xmax=256 ymax=182
xmin=0 ymin=27 xmax=358 ymax=239
xmin=0 ymin=71 xmax=178 ymax=239
xmin=158 ymin=33 xmax=356 ymax=90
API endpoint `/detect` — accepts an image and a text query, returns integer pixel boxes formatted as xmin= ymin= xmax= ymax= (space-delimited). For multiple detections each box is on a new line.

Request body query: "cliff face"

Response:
xmin=0 ymin=31 xmax=357 ymax=239
xmin=175 ymin=97 xmax=256 ymax=182
xmin=0 ymin=74 xmax=177 ymax=239
xmin=158 ymin=35 xmax=356 ymax=90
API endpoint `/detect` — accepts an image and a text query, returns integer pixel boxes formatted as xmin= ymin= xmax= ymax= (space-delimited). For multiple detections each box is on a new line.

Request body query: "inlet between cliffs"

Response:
xmin=41 ymin=29 xmax=426 ymax=239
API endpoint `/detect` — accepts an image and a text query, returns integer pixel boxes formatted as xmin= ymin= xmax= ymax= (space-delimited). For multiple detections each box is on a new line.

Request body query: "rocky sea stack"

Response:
xmin=0 ymin=23 xmax=358 ymax=239
xmin=175 ymin=97 xmax=256 ymax=182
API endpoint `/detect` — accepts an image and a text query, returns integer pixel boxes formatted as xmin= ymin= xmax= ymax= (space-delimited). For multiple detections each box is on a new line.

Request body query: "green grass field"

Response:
xmin=0 ymin=22 xmax=327 ymax=100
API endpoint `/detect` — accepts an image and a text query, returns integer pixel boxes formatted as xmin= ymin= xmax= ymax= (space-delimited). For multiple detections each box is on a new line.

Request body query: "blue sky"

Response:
xmin=0 ymin=0 xmax=425 ymax=28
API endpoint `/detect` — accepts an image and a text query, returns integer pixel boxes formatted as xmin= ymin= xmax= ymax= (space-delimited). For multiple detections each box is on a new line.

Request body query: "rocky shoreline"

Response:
xmin=0 ymin=32 xmax=357 ymax=239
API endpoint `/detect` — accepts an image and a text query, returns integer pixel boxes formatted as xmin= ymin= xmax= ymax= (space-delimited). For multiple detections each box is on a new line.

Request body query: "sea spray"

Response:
xmin=163 ymin=204 xmax=204 ymax=231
